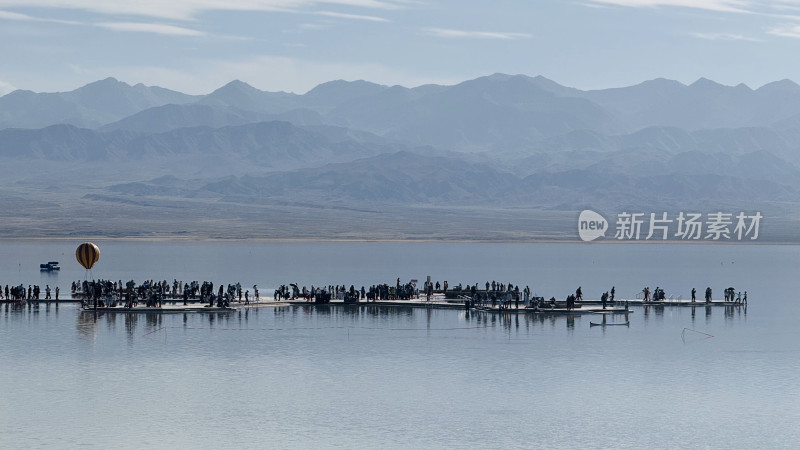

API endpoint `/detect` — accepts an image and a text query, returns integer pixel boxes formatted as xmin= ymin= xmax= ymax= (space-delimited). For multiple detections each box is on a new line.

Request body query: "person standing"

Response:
xmin=610 ymin=286 xmax=615 ymax=302
xmin=691 ymin=287 xmax=696 ymax=302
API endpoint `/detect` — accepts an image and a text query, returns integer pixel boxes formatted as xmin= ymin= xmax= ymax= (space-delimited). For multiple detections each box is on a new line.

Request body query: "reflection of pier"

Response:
xmin=79 ymin=305 xmax=233 ymax=313
xmin=282 ymin=298 xmax=633 ymax=315
xmin=1 ymin=299 xmax=80 ymax=304
xmin=583 ymin=299 xmax=745 ymax=307
xmin=76 ymin=308 xmax=237 ymax=341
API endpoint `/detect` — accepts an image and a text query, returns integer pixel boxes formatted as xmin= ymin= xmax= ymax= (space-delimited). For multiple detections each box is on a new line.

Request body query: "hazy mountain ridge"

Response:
xmin=6 ymin=73 xmax=800 ymax=152
xmin=3 ymin=74 xmax=800 ymax=239
xmin=103 ymin=149 xmax=800 ymax=213
xmin=0 ymin=78 xmax=197 ymax=129
xmin=0 ymin=120 xmax=408 ymax=172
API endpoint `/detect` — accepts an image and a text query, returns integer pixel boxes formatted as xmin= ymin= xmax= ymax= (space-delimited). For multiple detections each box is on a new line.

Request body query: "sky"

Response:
xmin=2 ymin=0 xmax=800 ymax=96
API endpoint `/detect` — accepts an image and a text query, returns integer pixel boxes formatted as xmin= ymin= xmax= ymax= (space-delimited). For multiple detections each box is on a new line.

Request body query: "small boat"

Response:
xmin=40 ymin=261 xmax=60 ymax=271
xmin=590 ymin=321 xmax=630 ymax=327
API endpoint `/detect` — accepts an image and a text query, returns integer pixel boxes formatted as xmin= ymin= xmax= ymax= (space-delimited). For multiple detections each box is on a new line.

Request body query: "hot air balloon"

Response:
xmin=76 ymin=242 xmax=100 ymax=270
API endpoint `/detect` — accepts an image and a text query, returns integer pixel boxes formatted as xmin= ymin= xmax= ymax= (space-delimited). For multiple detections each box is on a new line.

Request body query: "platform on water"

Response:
xmin=283 ymin=298 xmax=632 ymax=315
xmin=80 ymin=305 xmax=233 ymax=313
xmin=606 ymin=299 xmax=743 ymax=307
xmin=526 ymin=306 xmax=631 ymax=315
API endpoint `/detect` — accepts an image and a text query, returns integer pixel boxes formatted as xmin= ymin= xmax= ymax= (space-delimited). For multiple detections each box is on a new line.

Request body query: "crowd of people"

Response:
xmin=273 ymin=280 xmax=425 ymax=303
xmin=72 ymin=279 xmax=261 ymax=308
xmin=272 ymin=279 xmax=539 ymax=309
xmin=270 ymin=279 xmax=750 ymax=312
xmin=639 ymin=285 xmax=748 ymax=304
xmin=0 ymin=284 xmax=59 ymax=301
xmin=4 ymin=277 xmax=748 ymax=311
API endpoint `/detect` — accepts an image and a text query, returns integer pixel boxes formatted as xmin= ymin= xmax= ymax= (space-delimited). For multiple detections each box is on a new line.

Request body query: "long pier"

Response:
xmin=3 ymin=291 xmax=744 ymax=314
xmin=282 ymin=297 xmax=634 ymax=315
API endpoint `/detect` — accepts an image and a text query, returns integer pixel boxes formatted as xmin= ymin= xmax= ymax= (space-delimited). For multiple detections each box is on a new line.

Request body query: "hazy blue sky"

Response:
xmin=2 ymin=0 xmax=800 ymax=95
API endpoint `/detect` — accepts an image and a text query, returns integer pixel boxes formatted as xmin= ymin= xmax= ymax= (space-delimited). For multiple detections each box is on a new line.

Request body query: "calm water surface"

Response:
xmin=1 ymin=241 xmax=798 ymax=449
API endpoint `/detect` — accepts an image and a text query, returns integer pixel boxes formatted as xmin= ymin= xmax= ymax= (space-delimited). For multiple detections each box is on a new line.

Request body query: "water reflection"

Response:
xmin=76 ymin=312 xmax=98 ymax=342
xmin=2 ymin=301 xmax=26 ymax=318
xmin=72 ymin=309 xmax=233 ymax=343
xmin=1 ymin=302 xmax=753 ymax=346
xmin=280 ymin=303 xmax=605 ymax=335
xmin=461 ymin=308 xmax=600 ymax=333
xmin=642 ymin=304 xmax=665 ymax=323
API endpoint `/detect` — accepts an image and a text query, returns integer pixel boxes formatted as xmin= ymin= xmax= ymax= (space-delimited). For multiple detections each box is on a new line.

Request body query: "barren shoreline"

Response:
xmin=1 ymin=235 xmax=796 ymax=244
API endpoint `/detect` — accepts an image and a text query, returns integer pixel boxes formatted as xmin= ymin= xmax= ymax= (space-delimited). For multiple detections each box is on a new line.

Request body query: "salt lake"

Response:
xmin=1 ymin=241 xmax=798 ymax=449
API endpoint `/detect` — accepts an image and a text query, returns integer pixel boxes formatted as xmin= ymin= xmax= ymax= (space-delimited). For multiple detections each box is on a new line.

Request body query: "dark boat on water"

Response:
xmin=40 ymin=261 xmax=60 ymax=271
xmin=590 ymin=321 xmax=630 ymax=327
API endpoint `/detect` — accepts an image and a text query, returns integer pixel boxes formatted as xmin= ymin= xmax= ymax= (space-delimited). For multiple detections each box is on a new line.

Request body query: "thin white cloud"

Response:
xmin=767 ymin=22 xmax=800 ymax=37
xmin=0 ymin=1 xmax=408 ymax=21
xmin=0 ymin=9 xmax=30 ymax=20
xmin=586 ymin=0 xmax=800 ymax=17
xmin=296 ymin=22 xmax=332 ymax=30
xmin=68 ymin=63 xmax=93 ymax=75
xmin=587 ymin=1 xmax=800 ymax=41
xmin=586 ymin=0 xmax=752 ymax=13
xmin=2 ymin=9 xmax=253 ymax=38
xmin=96 ymin=22 xmax=205 ymax=36
xmin=0 ymin=8 xmax=80 ymax=24
xmin=0 ymin=79 xmax=16 ymax=96
xmin=424 ymin=27 xmax=531 ymax=40
xmin=579 ymin=1 xmax=613 ymax=8
xmin=691 ymin=31 xmax=761 ymax=40
xmin=316 ymin=11 xmax=388 ymax=21
xmin=771 ymin=0 xmax=800 ymax=10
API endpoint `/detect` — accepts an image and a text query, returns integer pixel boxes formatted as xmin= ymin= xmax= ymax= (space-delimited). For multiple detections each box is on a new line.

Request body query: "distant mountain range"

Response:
xmin=2 ymin=74 xmax=800 ymax=239
xmin=0 ymin=78 xmax=197 ymax=129
xmin=6 ymin=74 xmax=800 ymax=136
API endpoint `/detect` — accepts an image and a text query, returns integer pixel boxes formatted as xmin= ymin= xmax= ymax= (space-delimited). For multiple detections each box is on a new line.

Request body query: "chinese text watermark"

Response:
xmin=579 ymin=210 xmax=762 ymax=242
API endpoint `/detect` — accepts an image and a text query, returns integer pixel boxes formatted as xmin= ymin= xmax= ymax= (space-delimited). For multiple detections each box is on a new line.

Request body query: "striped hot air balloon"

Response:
xmin=76 ymin=242 xmax=100 ymax=270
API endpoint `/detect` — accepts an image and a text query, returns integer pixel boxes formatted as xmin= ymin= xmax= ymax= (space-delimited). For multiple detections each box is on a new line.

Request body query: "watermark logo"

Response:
xmin=612 ymin=211 xmax=762 ymax=241
xmin=578 ymin=210 xmax=608 ymax=242
xmin=579 ymin=210 xmax=762 ymax=241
